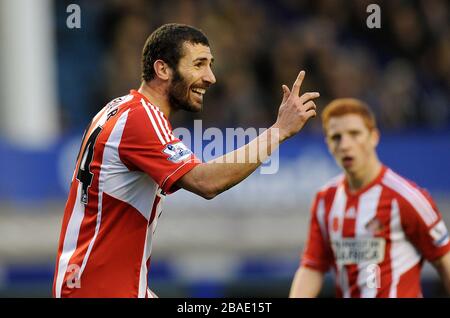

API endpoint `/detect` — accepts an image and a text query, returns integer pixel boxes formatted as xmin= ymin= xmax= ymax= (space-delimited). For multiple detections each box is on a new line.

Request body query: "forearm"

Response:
xmin=289 ymin=266 xmax=324 ymax=298
xmin=442 ymin=272 xmax=450 ymax=295
xmin=434 ymin=252 xmax=450 ymax=295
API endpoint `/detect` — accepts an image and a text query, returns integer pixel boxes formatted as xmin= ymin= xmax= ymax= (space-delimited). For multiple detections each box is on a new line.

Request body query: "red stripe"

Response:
xmin=374 ymin=188 xmax=392 ymax=298
xmin=396 ymin=263 xmax=422 ymax=297
xmin=321 ymin=185 xmax=340 ymax=296
xmin=343 ymin=195 xmax=360 ymax=298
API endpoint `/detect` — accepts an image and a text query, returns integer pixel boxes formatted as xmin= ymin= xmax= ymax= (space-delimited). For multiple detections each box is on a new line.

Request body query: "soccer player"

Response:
xmin=53 ymin=23 xmax=320 ymax=297
xmin=289 ymin=98 xmax=450 ymax=298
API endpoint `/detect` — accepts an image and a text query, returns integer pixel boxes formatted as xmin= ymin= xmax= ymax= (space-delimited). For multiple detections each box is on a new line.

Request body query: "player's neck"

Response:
xmin=138 ymin=81 xmax=172 ymax=118
xmin=346 ymin=157 xmax=382 ymax=193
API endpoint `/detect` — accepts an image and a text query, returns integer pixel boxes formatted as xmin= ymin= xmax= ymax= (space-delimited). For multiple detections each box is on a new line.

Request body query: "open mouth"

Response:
xmin=191 ymin=87 xmax=206 ymax=98
xmin=342 ymin=156 xmax=354 ymax=167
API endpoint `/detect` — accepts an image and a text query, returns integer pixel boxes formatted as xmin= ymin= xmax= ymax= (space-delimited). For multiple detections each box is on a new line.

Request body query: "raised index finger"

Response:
xmin=291 ymin=70 xmax=305 ymax=97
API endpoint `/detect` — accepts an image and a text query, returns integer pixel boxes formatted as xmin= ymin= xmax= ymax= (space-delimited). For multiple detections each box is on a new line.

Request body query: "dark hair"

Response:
xmin=141 ymin=23 xmax=209 ymax=82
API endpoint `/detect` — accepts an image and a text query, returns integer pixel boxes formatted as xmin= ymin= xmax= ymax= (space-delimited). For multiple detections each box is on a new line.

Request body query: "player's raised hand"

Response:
xmin=272 ymin=70 xmax=319 ymax=141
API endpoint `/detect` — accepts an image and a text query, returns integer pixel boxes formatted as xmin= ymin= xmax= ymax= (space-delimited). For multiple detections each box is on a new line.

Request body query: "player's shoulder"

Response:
xmin=100 ymin=91 xmax=152 ymax=129
xmin=112 ymin=91 xmax=146 ymax=114
xmin=107 ymin=92 xmax=137 ymax=108
xmin=94 ymin=91 xmax=140 ymax=120
xmin=121 ymin=90 xmax=168 ymax=123
xmin=380 ymin=167 xmax=431 ymax=199
xmin=380 ymin=167 xmax=438 ymax=220
xmin=110 ymin=90 xmax=175 ymax=145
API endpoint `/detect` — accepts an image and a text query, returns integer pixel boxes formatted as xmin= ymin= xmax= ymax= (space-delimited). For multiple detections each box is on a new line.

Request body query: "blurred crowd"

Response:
xmin=56 ymin=0 xmax=450 ymax=134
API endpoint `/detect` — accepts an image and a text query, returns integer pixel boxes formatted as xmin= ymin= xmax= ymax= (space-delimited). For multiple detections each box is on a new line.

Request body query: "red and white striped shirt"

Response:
xmin=301 ymin=166 xmax=450 ymax=298
xmin=53 ymin=90 xmax=200 ymax=297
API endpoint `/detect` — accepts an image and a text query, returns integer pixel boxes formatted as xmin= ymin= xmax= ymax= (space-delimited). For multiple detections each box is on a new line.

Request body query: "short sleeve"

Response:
xmin=119 ymin=102 xmax=201 ymax=194
xmin=398 ymin=188 xmax=450 ymax=262
xmin=301 ymin=193 xmax=334 ymax=273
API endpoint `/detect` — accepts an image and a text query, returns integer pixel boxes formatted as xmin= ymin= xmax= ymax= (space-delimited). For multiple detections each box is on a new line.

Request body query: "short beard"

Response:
xmin=168 ymin=69 xmax=201 ymax=112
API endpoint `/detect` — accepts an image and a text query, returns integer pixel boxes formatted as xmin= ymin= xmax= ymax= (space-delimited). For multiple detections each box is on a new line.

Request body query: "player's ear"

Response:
xmin=371 ymin=128 xmax=380 ymax=147
xmin=153 ymin=60 xmax=171 ymax=81
xmin=324 ymin=135 xmax=333 ymax=154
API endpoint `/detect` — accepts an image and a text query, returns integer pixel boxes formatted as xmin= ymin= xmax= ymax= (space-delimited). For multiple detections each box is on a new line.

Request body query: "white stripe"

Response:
xmin=157 ymin=108 xmax=176 ymax=141
xmin=339 ymin=266 xmax=351 ymax=298
xmin=104 ymin=171 xmax=157 ymax=220
xmin=55 ymin=181 xmax=85 ymax=298
xmin=383 ymin=170 xmax=437 ymax=225
xmin=159 ymin=111 xmax=175 ymax=141
xmin=328 ymin=185 xmax=346 ymax=241
xmin=316 ymin=199 xmax=327 ymax=240
xmin=389 ymin=199 xmax=400 ymax=298
xmin=163 ymin=119 xmax=175 ymax=141
xmin=138 ymin=192 xmax=163 ymax=298
xmin=327 ymin=184 xmax=349 ymax=296
xmin=386 ymin=170 xmax=438 ymax=224
xmin=138 ymin=225 xmax=151 ymax=298
xmin=92 ymin=106 xmax=107 ymax=123
xmin=147 ymin=102 xmax=174 ymax=140
xmin=147 ymin=103 xmax=174 ymax=142
xmin=355 ymin=185 xmax=383 ymax=298
xmin=78 ymin=111 xmax=129 ymax=279
xmin=389 ymin=199 xmax=421 ymax=297
xmin=147 ymin=103 xmax=170 ymax=143
xmin=141 ymin=99 xmax=166 ymax=144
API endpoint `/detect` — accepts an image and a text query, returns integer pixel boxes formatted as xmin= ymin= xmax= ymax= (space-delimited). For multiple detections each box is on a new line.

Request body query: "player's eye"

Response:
xmin=330 ymin=135 xmax=340 ymax=142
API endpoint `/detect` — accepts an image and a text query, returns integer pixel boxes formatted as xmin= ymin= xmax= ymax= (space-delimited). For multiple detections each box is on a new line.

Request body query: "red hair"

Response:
xmin=321 ymin=98 xmax=377 ymax=133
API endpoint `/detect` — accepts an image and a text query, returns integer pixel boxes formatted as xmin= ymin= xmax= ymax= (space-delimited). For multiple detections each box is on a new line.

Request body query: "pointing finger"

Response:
xmin=291 ymin=70 xmax=305 ymax=97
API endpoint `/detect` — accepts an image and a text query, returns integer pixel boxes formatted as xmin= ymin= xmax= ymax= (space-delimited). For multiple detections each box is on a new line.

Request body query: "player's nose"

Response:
xmin=339 ymin=134 xmax=352 ymax=150
xmin=203 ymin=66 xmax=216 ymax=85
